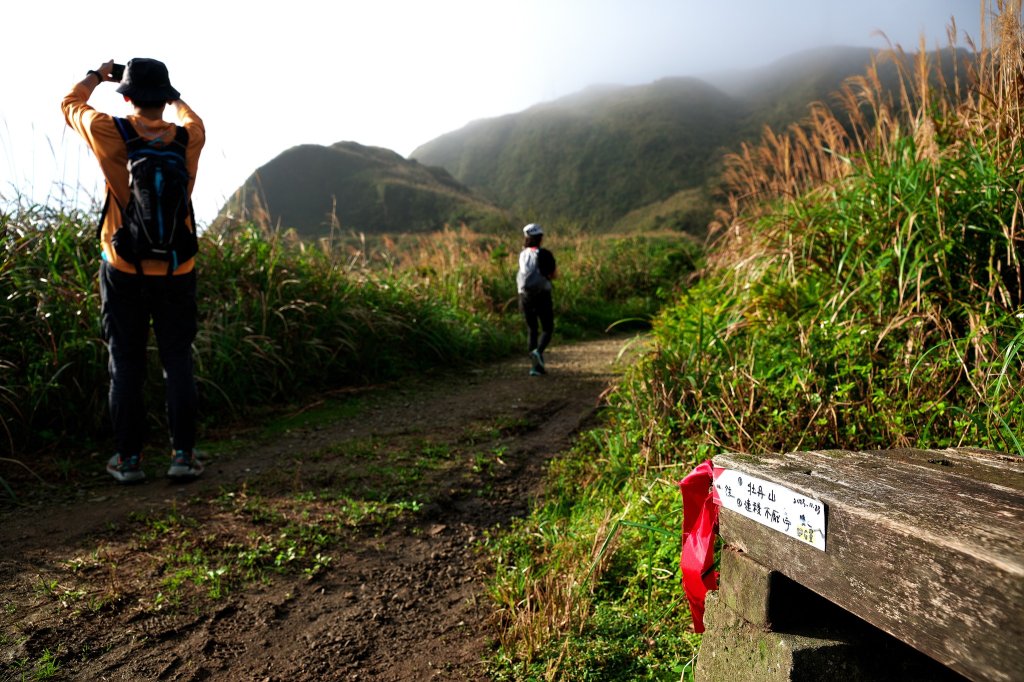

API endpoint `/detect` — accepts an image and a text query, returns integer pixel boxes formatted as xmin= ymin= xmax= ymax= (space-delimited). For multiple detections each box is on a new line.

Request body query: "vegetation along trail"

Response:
xmin=0 ymin=334 xmax=639 ymax=681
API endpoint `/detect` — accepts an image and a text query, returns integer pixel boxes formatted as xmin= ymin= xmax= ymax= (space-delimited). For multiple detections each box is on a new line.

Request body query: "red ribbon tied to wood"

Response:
xmin=679 ymin=459 xmax=720 ymax=633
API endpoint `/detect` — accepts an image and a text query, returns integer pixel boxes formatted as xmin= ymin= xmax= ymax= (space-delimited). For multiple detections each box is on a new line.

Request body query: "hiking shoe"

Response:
xmin=529 ymin=349 xmax=547 ymax=375
xmin=529 ymin=367 xmax=543 ymax=377
xmin=167 ymin=449 xmax=204 ymax=481
xmin=107 ymin=453 xmax=145 ymax=484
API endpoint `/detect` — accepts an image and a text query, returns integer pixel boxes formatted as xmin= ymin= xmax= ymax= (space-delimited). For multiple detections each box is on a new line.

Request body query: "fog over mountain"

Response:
xmin=217 ymin=43 xmax=973 ymax=237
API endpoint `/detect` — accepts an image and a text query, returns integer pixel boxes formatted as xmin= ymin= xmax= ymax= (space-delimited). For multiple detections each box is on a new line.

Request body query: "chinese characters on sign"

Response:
xmin=713 ymin=469 xmax=827 ymax=551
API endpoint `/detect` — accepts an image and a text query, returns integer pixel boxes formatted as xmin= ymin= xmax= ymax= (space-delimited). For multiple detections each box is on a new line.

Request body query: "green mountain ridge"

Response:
xmin=215 ymin=141 xmax=510 ymax=238
xmin=409 ymin=50 xmax=889 ymax=230
xmin=216 ymin=46 xmax=972 ymax=238
xmin=413 ymin=46 xmax=970 ymax=232
xmin=410 ymin=76 xmax=737 ymax=230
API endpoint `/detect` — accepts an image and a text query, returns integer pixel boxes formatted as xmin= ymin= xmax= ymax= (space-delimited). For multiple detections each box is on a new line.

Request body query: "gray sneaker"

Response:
xmin=529 ymin=349 xmax=546 ymax=375
xmin=167 ymin=450 xmax=204 ymax=480
xmin=107 ymin=453 xmax=145 ymax=484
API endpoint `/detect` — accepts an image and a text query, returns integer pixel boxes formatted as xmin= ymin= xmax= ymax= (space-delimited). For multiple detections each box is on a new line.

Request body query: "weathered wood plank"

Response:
xmin=715 ymin=448 xmax=1023 ymax=682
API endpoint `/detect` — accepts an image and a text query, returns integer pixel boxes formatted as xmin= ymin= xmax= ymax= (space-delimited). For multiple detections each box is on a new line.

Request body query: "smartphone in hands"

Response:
xmin=111 ymin=63 xmax=125 ymax=82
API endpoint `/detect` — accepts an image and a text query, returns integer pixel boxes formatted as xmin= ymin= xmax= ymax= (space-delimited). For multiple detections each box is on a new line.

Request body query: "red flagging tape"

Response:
xmin=679 ymin=460 xmax=720 ymax=633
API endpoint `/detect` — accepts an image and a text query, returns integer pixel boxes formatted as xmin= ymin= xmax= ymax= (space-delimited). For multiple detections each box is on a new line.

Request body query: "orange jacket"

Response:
xmin=62 ymin=82 xmax=205 ymax=275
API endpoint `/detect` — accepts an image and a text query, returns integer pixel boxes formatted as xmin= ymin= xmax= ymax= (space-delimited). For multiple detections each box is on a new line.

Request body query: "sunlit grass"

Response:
xmin=487 ymin=4 xmax=1023 ymax=679
xmin=0 ymin=216 xmax=694 ymax=503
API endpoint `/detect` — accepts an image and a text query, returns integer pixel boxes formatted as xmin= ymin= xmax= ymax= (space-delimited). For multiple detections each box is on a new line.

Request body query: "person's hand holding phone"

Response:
xmin=89 ymin=60 xmax=122 ymax=84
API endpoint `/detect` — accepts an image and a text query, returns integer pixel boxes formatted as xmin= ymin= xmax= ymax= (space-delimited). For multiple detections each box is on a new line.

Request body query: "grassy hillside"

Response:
xmin=486 ymin=11 xmax=1022 ymax=679
xmin=215 ymin=141 xmax=512 ymax=238
xmin=412 ymin=77 xmax=737 ymax=231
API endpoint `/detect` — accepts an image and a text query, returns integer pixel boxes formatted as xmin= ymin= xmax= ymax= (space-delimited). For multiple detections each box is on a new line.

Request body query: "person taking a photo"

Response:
xmin=62 ymin=57 xmax=206 ymax=483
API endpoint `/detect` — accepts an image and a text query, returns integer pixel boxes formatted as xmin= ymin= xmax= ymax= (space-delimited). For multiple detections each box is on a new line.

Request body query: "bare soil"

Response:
xmin=0 ymin=335 xmax=639 ymax=681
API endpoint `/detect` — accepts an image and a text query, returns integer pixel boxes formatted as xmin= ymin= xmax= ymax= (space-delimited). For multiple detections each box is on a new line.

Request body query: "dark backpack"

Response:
xmin=101 ymin=117 xmax=197 ymax=274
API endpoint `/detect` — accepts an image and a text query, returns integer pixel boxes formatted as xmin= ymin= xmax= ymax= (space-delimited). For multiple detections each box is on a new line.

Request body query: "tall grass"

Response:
xmin=487 ymin=3 xmax=1023 ymax=679
xmin=276 ymin=225 xmax=700 ymax=337
xmin=0 ymin=216 xmax=515 ymax=466
xmin=624 ymin=1 xmax=1023 ymax=464
xmin=0 ymin=207 xmax=696 ymax=490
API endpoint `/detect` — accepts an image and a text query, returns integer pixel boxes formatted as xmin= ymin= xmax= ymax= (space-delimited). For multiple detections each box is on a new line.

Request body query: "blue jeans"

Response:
xmin=99 ymin=262 xmax=198 ymax=456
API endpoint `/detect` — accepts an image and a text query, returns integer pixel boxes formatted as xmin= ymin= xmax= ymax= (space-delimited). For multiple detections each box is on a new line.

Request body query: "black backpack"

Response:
xmin=100 ymin=117 xmax=198 ymax=274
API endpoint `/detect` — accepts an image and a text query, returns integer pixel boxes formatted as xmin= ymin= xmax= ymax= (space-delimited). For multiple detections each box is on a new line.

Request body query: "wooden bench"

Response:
xmin=695 ymin=447 xmax=1023 ymax=682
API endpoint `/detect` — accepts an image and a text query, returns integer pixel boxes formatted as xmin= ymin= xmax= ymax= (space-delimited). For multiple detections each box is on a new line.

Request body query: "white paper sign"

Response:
xmin=713 ymin=468 xmax=827 ymax=551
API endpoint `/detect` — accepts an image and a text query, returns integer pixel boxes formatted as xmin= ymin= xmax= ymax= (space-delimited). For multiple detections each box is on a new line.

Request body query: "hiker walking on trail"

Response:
xmin=62 ymin=58 xmax=206 ymax=483
xmin=516 ymin=223 xmax=557 ymax=376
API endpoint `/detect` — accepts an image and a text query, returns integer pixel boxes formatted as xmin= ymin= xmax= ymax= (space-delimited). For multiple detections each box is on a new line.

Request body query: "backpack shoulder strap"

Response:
xmin=112 ymin=117 xmax=140 ymax=145
xmin=96 ymin=190 xmax=111 ymax=242
xmin=167 ymin=126 xmax=190 ymax=166
xmin=97 ymin=118 xmax=134 ymax=241
xmin=170 ymin=124 xmax=195 ymax=234
xmin=172 ymin=125 xmax=189 ymax=149
xmin=96 ymin=118 xmax=134 ymax=241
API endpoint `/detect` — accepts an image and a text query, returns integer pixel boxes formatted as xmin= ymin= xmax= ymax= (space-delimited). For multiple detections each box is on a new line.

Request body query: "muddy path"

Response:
xmin=0 ymin=334 xmax=642 ymax=681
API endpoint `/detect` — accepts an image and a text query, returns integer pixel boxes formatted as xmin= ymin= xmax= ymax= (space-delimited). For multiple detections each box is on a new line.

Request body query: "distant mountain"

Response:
xmin=214 ymin=142 xmax=510 ymax=238
xmin=410 ymin=77 xmax=737 ymax=230
xmin=709 ymin=46 xmax=878 ymax=99
xmin=707 ymin=46 xmax=881 ymax=134
xmin=710 ymin=45 xmax=970 ymax=131
xmin=216 ymin=46 xmax=973 ymax=239
xmin=411 ymin=46 xmax=972 ymax=232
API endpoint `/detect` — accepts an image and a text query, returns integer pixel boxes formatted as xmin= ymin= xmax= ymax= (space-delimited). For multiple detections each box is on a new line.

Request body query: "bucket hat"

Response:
xmin=116 ymin=58 xmax=180 ymax=101
xmin=523 ymin=223 xmax=544 ymax=237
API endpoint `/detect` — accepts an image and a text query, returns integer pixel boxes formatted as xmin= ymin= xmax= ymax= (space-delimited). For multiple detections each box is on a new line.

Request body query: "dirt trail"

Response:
xmin=0 ymin=334 xmax=641 ymax=681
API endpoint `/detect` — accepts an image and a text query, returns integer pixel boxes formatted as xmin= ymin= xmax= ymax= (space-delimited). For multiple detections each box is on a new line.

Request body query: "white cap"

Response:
xmin=523 ymin=223 xmax=544 ymax=237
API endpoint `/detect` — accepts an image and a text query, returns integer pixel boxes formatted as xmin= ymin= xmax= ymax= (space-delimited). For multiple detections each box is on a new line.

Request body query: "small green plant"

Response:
xmin=32 ymin=577 xmax=60 ymax=597
xmin=303 ymin=552 xmax=334 ymax=579
xmin=12 ymin=647 xmax=64 ymax=681
xmin=32 ymin=648 xmax=62 ymax=680
xmin=472 ymin=445 xmax=509 ymax=474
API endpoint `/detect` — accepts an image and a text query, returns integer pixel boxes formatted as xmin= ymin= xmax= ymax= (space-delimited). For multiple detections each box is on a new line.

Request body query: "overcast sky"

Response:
xmin=1 ymin=0 xmax=991 ymax=225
